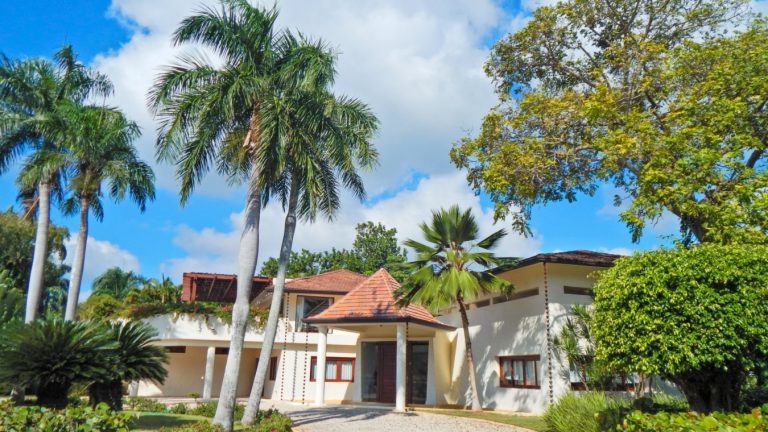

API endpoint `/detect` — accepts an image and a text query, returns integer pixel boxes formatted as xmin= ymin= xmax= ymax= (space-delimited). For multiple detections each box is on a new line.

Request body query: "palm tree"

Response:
xmin=59 ymin=105 xmax=154 ymax=320
xmin=241 ymin=35 xmax=378 ymax=423
xmin=0 ymin=46 xmax=112 ymax=322
xmin=89 ymin=320 xmax=168 ymax=410
xmin=149 ymin=1 xmax=304 ymax=428
xmin=91 ymin=267 xmax=146 ymax=300
xmin=394 ymin=205 xmax=511 ymax=412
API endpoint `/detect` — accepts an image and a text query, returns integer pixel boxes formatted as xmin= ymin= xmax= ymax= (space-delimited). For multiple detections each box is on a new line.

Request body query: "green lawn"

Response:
xmin=416 ymin=408 xmax=547 ymax=431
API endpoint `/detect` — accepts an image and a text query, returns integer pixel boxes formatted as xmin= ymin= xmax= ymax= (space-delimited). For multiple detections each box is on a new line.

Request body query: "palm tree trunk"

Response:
xmin=65 ymin=198 xmax=89 ymax=321
xmin=25 ymin=181 xmax=51 ymax=322
xmin=457 ymin=299 xmax=482 ymax=411
xmin=242 ymin=175 xmax=300 ymax=425
xmin=212 ymin=176 xmax=262 ymax=432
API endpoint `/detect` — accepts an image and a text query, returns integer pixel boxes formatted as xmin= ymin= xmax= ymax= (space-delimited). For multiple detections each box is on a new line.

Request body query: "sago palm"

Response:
xmin=242 ymin=34 xmax=378 ymax=423
xmin=149 ymin=1 xmax=298 ymax=428
xmin=394 ymin=205 xmax=511 ymax=411
xmin=0 ymin=46 xmax=112 ymax=322
xmin=57 ymin=104 xmax=154 ymax=320
xmin=89 ymin=320 xmax=168 ymax=410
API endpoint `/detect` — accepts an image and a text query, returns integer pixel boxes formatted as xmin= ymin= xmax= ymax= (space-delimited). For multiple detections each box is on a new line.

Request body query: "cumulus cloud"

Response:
xmin=63 ymin=236 xmax=141 ymax=298
xmin=92 ymin=0 xmax=516 ymax=195
xmin=160 ymin=172 xmax=543 ymax=280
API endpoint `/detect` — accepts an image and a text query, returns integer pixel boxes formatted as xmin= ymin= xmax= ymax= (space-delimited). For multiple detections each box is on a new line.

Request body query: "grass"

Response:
xmin=416 ymin=407 xmax=547 ymax=431
xmin=128 ymin=412 xmax=214 ymax=431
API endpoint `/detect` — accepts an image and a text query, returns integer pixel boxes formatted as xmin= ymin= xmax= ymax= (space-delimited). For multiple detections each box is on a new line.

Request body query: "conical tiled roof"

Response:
xmin=303 ymin=268 xmax=454 ymax=330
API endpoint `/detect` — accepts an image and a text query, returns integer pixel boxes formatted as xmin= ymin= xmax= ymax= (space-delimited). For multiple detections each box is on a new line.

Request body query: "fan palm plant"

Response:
xmin=149 ymin=1 xmax=296 ymax=428
xmin=57 ymin=104 xmax=154 ymax=320
xmin=241 ymin=35 xmax=378 ymax=424
xmin=394 ymin=205 xmax=511 ymax=411
xmin=0 ymin=46 xmax=112 ymax=322
xmin=89 ymin=320 xmax=168 ymax=410
xmin=0 ymin=319 xmax=116 ymax=407
xmin=91 ymin=267 xmax=146 ymax=300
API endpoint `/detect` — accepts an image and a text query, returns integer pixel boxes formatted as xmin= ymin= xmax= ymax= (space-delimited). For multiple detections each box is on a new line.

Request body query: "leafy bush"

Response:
xmin=615 ymin=408 xmax=766 ymax=431
xmin=631 ymin=393 xmax=689 ymax=414
xmin=0 ymin=401 xmax=131 ymax=432
xmin=169 ymin=403 xmax=188 ymax=414
xmin=124 ymin=396 xmax=167 ymax=412
xmin=188 ymin=401 xmax=244 ymax=421
xmin=545 ymin=392 xmax=629 ymax=432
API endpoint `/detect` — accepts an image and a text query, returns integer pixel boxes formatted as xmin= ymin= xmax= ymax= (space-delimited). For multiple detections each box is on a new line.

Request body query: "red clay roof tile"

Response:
xmin=267 ymin=269 xmax=368 ymax=295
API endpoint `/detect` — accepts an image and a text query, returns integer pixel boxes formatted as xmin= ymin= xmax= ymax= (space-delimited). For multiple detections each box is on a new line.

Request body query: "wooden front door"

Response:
xmin=376 ymin=342 xmax=396 ymax=403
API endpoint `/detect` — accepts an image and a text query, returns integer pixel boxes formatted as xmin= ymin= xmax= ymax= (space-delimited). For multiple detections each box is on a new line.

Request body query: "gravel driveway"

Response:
xmin=259 ymin=401 xmax=532 ymax=432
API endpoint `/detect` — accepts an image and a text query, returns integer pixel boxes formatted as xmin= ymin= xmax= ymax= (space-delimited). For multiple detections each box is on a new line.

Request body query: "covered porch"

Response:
xmin=304 ymin=269 xmax=455 ymax=412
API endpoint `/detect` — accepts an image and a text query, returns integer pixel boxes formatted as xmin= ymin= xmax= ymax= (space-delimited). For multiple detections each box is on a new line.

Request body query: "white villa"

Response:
xmin=134 ymin=250 xmax=624 ymax=414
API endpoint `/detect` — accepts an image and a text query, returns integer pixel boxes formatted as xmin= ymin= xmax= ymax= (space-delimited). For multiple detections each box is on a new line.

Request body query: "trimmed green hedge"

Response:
xmin=0 ymin=401 xmax=131 ymax=432
xmin=615 ymin=408 xmax=766 ymax=431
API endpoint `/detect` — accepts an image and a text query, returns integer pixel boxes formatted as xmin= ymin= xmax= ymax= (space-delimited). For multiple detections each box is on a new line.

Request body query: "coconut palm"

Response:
xmin=58 ymin=105 xmax=154 ymax=320
xmin=0 ymin=46 xmax=112 ymax=322
xmin=148 ymin=1 xmax=305 ymax=428
xmin=241 ymin=35 xmax=378 ymax=424
xmin=89 ymin=320 xmax=168 ymax=410
xmin=91 ymin=267 xmax=146 ymax=300
xmin=394 ymin=205 xmax=511 ymax=411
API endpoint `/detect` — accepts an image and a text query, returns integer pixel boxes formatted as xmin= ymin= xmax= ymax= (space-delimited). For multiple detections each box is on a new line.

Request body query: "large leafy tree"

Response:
xmin=58 ymin=105 xmax=155 ymax=320
xmin=0 ymin=46 xmax=112 ymax=321
xmin=149 ymin=1 xmax=336 ymax=428
xmin=260 ymin=222 xmax=407 ymax=279
xmin=242 ymin=35 xmax=378 ymax=423
xmin=593 ymin=244 xmax=768 ymax=412
xmin=394 ymin=205 xmax=510 ymax=411
xmin=451 ymin=0 xmax=768 ymax=243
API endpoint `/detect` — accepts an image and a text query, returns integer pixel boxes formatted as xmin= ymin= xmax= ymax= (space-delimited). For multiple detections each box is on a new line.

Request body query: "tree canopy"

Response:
xmin=592 ymin=244 xmax=768 ymax=412
xmin=451 ymin=0 xmax=768 ymax=243
xmin=259 ymin=221 xmax=407 ymax=280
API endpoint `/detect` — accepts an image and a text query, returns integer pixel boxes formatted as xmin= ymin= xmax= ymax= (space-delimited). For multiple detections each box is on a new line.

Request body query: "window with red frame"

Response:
xmin=269 ymin=357 xmax=278 ymax=381
xmin=499 ymin=355 xmax=540 ymax=389
xmin=309 ymin=357 xmax=355 ymax=382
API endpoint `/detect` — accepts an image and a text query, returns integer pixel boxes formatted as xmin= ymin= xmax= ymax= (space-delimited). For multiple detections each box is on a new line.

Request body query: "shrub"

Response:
xmin=593 ymin=244 xmax=768 ymax=412
xmin=169 ymin=403 xmax=188 ymax=414
xmin=615 ymin=408 xmax=766 ymax=431
xmin=0 ymin=401 xmax=131 ymax=432
xmin=124 ymin=396 xmax=167 ymax=412
xmin=631 ymin=393 xmax=689 ymax=414
xmin=545 ymin=392 xmax=629 ymax=432
xmin=742 ymin=387 xmax=768 ymax=411
xmin=188 ymin=401 xmax=244 ymax=421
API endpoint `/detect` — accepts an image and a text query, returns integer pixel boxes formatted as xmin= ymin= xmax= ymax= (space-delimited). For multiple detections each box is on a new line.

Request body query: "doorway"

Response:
xmin=361 ymin=341 xmax=429 ymax=404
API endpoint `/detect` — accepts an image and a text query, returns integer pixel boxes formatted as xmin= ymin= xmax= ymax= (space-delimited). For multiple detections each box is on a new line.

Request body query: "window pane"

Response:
xmin=513 ymin=361 xmax=524 ymax=385
xmin=340 ymin=360 xmax=353 ymax=381
xmin=311 ymin=360 xmax=317 ymax=380
xmin=326 ymin=361 xmax=337 ymax=380
xmin=502 ymin=360 xmax=512 ymax=384
xmin=525 ymin=361 xmax=537 ymax=386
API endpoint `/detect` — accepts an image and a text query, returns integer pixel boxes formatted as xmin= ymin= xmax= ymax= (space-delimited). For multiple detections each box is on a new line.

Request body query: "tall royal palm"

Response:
xmin=394 ymin=206 xmax=511 ymax=411
xmin=241 ymin=35 xmax=378 ymax=424
xmin=59 ymin=105 xmax=154 ymax=320
xmin=149 ymin=1 xmax=316 ymax=428
xmin=0 ymin=46 xmax=112 ymax=322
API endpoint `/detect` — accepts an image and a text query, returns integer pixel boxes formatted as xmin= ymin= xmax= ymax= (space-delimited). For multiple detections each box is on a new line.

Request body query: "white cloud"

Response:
xmin=63 ymin=236 xmax=141 ymax=298
xmin=92 ymin=0 xmax=514 ymax=196
xmin=160 ymin=172 xmax=542 ymax=280
xmin=598 ymin=247 xmax=633 ymax=256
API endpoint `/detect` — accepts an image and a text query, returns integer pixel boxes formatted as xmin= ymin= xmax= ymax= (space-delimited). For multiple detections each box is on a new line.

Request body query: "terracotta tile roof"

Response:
xmin=491 ymin=250 xmax=622 ymax=274
xmin=267 ymin=269 xmax=368 ymax=295
xmin=182 ymin=272 xmax=272 ymax=303
xmin=303 ymin=268 xmax=454 ymax=330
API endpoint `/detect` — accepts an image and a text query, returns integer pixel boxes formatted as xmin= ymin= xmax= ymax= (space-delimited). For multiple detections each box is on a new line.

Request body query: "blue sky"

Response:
xmin=0 ymin=0 xmax=677 ymax=297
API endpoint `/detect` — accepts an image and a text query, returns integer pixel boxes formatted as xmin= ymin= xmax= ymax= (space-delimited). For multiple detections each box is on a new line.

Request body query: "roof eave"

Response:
xmin=303 ymin=315 xmax=455 ymax=331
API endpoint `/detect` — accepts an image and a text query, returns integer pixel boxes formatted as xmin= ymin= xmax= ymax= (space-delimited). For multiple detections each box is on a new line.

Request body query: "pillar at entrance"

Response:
xmin=202 ymin=346 xmax=216 ymax=401
xmin=314 ymin=326 xmax=328 ymax=406
xmin=395 ymin=323 xmax=407 ymax=412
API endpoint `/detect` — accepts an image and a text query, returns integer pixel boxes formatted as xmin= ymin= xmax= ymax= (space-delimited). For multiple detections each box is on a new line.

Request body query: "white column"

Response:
xmin=128 ymin=381 xmax=139 ymax=397
xmin=395 ymin=323 xmax=407 ymax=412
xmin=314 ymin=326 xmax=328 ymax=406
xmin=202 ymin=346 xmax=216 ymax=401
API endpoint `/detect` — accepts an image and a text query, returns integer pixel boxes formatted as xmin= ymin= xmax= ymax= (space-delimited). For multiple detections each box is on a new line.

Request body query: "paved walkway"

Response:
xmin=259 ymin=401 xmax=531 ymax=432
